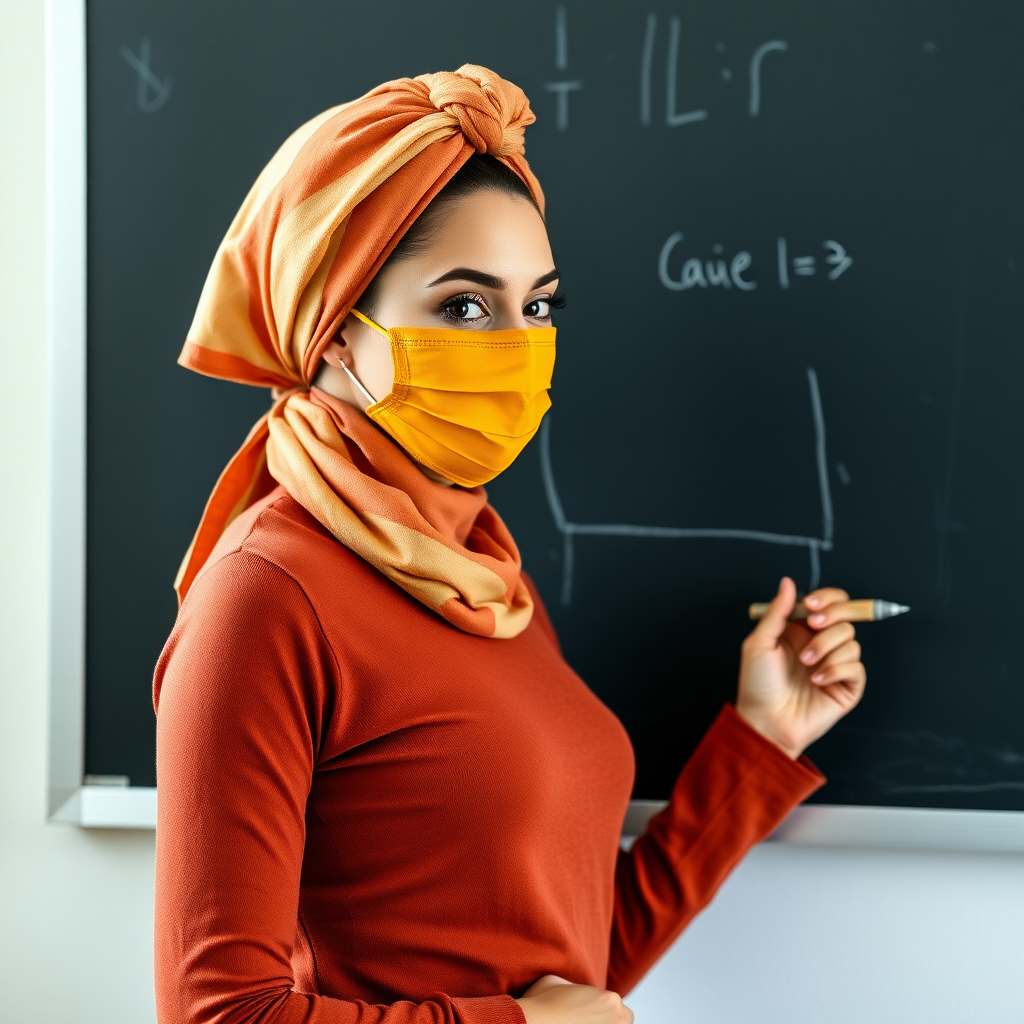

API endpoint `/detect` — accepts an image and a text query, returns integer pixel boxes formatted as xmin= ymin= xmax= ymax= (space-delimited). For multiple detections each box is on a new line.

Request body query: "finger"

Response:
xmin=798 ymin=622 xmax=855 ymax=666
xmin=748 ymin=577 xmax=797 ymax=646
xmin=808 ymin=639 xmax=861 ymax=681
xmin=523 ymin=975 xmax=571 ymax=996
xmin=623 ymin=1002 xmax=635 ymax=1024
xmin=803 ymin=587 xmax=850 ymax=611
xmin=810 ymin=661 xmax=867 ymax=701
xmin=781 ymin=621 xmax=813 ymax=649
xmin=805 ymin=600 xmax=867 ymax=630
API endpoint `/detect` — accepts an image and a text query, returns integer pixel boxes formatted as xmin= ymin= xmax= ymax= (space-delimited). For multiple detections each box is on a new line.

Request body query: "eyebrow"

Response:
xmin=427 ymin=267 xmax=560 ymax=291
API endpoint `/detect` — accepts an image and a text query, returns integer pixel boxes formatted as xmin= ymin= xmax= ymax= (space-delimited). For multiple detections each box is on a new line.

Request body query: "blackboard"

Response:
xmin=85 ymin=0 xmax=1024 ymax=810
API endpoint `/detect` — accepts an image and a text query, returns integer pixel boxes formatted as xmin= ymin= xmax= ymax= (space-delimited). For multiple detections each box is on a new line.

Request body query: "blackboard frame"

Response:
xmin=44 ymin=0 xmax=1024 ymax=849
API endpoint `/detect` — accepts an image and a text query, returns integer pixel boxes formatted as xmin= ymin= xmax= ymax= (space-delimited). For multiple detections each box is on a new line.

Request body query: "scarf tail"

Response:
xmin=174 ymin=414 xmax=276 ymax=603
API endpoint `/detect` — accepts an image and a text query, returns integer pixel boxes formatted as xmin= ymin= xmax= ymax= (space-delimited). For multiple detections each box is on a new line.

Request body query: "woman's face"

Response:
xmin=316 ymin=188 xmax=559 ymax=411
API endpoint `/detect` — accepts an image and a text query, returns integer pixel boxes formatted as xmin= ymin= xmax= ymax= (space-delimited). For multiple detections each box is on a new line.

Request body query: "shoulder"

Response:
xmin=156 ymin=488 xmax=407 ymax=701
xmin=155 ymin=493 xmax=350 ymax=712
xmin=205 ymin=487 xmax=389 ymax=598
xmin=155 ymin=543 xmax=337 ymax=707
xmin=190 ymin=486 xmax=376 ymax=608
xmin=180 ymin=489 xmax=333 ymax=628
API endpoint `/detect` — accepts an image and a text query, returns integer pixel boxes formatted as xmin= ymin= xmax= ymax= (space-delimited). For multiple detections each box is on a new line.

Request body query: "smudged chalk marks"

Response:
xmin=841 ymin=727 xmax=1024 ymax=795
xmin=542 ymin=368 xmax=835 ymax=605
xmin=119 ymin=39 xmax=172 ymax=113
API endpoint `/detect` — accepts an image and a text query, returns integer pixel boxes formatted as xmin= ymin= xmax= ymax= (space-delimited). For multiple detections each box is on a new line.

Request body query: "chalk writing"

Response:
xmin=546 ymin=6 xmax=582 ymax=130
xmin=824 ymin=240 xmax=854 ymax=280
xmin=555 ymin=4 xmax=568 ymax=68
xmin=541 ymin=368 xmax=834 ymax=605
xmin=559 ymin=11 xmax=796 ymax=128
xmin=545 ymin=81 xmax=583 ymax=130
xmin=748 ymin=40 xmax=788 ymax=117
xmin=119 ymin=39 xmax=172 ymax=113
xmin=659 ymin=233 xmax=756 ymax=291
xmin=666 ymin=16 xmax=708 ymax=127
xmin=640 ymin=15 xmax=788 ymax=127
xmin=659 ymin=234 xmax=852 ymax=293
xmin=778 ymin=238 xmax=854 ymax=287
xmin=639 ymin=14 xmax=656 ymax=125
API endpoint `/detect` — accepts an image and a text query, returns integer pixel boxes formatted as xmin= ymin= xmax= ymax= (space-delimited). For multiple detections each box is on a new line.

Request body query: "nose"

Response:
xmin=492 ymin=302 xmax=532 ymax=331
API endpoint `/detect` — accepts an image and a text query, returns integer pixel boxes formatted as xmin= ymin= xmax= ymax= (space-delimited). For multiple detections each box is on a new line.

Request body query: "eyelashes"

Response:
xmin=438 ymin=293 xmax=488 ymax=321
xmin=436 ymin=290 xmax=568 ymax=322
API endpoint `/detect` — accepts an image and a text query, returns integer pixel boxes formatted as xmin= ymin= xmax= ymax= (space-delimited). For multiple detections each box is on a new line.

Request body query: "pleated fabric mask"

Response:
xmin=346 ymin=309 xmax=556 ymax=488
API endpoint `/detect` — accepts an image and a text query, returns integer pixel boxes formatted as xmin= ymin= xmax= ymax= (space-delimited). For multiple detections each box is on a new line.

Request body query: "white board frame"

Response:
xmin=45 ymin=0 xmax=1024 ymax=847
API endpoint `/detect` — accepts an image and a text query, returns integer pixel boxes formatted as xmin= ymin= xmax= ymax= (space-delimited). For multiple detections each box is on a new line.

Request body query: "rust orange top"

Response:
xmin=153 ymin=408 xmax=824 ymax=1024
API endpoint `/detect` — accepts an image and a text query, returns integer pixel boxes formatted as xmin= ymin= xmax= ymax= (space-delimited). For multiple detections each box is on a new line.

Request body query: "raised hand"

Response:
xmin=735 ymin=576 xmax=867 ymax=759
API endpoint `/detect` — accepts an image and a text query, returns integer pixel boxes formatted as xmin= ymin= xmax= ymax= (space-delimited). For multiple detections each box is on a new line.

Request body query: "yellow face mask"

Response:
xmin=339 ymin=309 xmax=556 ymax=488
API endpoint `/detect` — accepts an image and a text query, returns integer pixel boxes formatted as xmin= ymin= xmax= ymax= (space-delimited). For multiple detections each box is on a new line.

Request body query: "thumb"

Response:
xmin=749 ymin=577 xmax=796 ymax=646
xmin=522 ymin=976 xmax=572 ymax=996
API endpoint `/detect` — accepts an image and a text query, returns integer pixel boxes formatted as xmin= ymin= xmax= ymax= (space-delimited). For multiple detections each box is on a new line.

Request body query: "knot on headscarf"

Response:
xmin=416 ymin=64 xmax=535 ymax=156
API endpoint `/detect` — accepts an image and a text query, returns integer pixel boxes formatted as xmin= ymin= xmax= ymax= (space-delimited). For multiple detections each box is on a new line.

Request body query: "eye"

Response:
xmin=524 ymin=291 xmax=566 ymax=321
xmin=439 ymin=293 xmax=489 ymax=322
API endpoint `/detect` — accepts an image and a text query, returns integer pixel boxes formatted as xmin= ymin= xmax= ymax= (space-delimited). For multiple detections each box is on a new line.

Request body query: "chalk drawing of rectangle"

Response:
xmin=540 ymin=368 xmax=834 ymax=605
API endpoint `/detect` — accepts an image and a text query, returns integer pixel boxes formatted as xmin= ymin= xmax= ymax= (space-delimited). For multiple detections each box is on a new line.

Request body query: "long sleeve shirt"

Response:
xmin=154 ymin=488 xmax=824 ymax=1024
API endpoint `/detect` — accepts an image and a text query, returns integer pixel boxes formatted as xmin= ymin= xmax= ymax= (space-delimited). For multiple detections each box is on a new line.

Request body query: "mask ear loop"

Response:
xmin=337 ymin=360 xmax=378 ymax=406
xmin=335 ymin=308 xmax=392 ymax=406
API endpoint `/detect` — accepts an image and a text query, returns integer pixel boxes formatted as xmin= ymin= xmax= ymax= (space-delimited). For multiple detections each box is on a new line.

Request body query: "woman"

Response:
xmin=155 ymin=66 xmax=866 ymax=1024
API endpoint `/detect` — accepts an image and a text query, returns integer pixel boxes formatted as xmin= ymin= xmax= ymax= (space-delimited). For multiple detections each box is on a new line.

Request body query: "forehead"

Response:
xmin=409 ymin=190 xmax=553 ymax=278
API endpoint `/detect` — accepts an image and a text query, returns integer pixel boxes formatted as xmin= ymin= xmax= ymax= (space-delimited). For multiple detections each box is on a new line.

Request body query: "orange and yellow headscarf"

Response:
xmin=176 ymin=65 xmax=544 ymax=639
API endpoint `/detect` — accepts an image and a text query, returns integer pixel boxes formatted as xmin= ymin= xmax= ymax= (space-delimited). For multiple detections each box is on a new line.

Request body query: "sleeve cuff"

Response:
xmin=648 ymin=703 xmax=826 ymax=857
xmin=718 ymin=702 xmax=826 ymax=791
xmin=452 ymin=994 xmax=527 ymax=1024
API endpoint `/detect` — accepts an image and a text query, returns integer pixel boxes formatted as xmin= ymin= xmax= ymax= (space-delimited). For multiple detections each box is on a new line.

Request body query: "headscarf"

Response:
xmin=175 ymin=65 xmax=544 ymax=639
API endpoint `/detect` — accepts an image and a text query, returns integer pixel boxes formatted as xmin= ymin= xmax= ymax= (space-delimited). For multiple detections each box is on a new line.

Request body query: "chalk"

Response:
xmin=748 ymin=599 xmax=910 ymax=621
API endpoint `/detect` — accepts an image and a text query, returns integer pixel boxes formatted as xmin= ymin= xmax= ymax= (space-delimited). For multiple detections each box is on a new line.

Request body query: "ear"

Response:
xmin=321 ymin=338 xmax=349 ymax=370
xmin=326 ymin=311 xmax=369 ymax=364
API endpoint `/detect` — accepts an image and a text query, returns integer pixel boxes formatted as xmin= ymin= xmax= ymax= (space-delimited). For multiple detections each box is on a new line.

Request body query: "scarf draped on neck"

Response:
xmin=175 ymin=65 xmax=543 ymax=639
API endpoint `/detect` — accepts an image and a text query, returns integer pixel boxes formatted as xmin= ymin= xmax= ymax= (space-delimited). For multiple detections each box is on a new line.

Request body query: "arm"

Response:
xmin=607 ymin=705 xmax=823 ymax=995
xmin=608 ymin=578 xmax=866 ymax=995
xmin=153 ymin=550 xmax=523 ymax=1024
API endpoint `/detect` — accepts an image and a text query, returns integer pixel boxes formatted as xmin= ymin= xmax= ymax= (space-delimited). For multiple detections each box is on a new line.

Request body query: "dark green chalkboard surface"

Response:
xmin=85 ymin=0 xmax=1024 ymax=808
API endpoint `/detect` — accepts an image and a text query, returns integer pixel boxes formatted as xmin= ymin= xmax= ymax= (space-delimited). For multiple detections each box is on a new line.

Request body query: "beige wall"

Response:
xmin=0 ymin=4 xmax=156 ymax=1022
xmin=1 ymin=3 xmax=1022 ymax=1023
